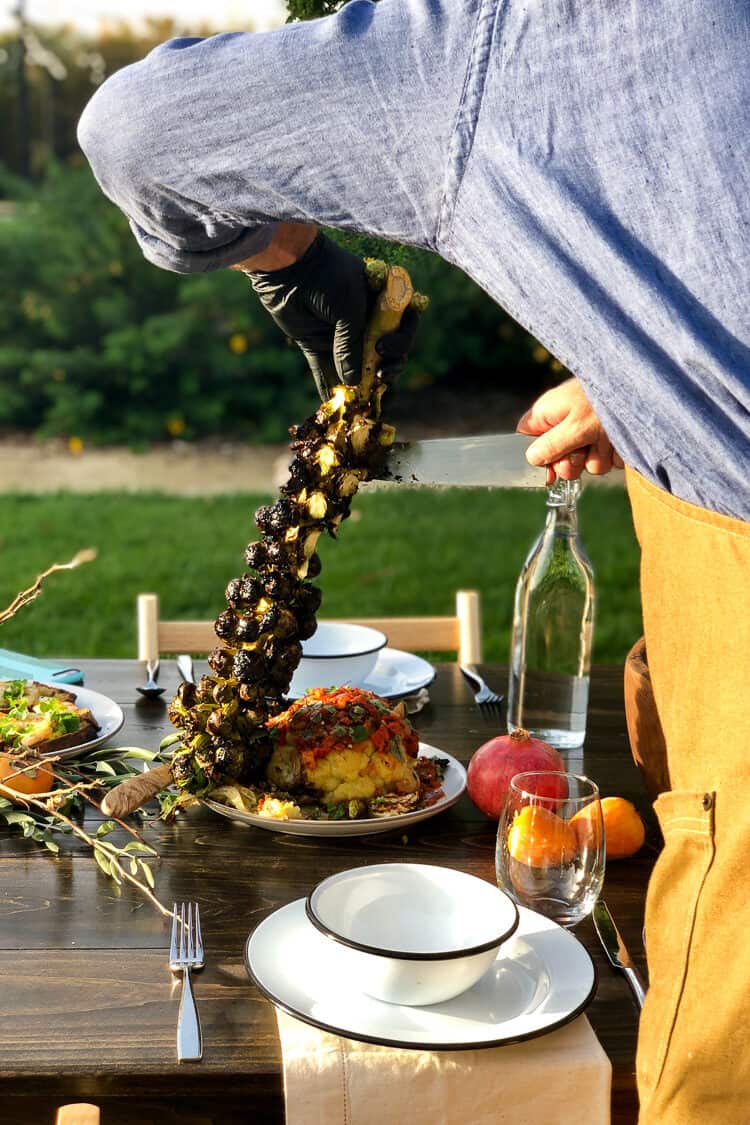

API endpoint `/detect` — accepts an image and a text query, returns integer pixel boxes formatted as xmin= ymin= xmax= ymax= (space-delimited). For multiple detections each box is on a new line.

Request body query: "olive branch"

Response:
xmin=0 ymin=743 xmax=176 ymax=919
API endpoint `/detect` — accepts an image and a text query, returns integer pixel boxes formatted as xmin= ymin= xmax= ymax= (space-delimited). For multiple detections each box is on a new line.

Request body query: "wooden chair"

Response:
xmin=137 ymin=589 xmax=482 ymax=665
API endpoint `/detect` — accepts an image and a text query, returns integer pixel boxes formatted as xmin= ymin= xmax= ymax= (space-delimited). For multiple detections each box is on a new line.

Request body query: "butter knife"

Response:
xmin=593 ymin=899 xmax=647 ymax=1008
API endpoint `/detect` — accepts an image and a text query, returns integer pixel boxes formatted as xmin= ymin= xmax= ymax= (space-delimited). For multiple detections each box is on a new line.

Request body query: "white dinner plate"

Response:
xmin=26 ymin=681 xmax=125 ymax=761
xmin=287 ymin=647 xmax=436 ymax=701
xmin=245 ymin=899 xmax=596 ymax=1049
xmin=202 ymin=743 xmax=466 ymax=837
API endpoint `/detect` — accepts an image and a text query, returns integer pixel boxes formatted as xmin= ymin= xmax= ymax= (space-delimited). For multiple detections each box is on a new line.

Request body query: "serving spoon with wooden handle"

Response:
xmin=101 ymin=760 xmax=174 ymax=818
xmin=102 ymin=659 xmax=194 ymax=817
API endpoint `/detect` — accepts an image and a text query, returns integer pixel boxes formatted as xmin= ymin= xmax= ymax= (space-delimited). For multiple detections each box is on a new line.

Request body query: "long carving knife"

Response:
xmin=366 ymin=433 xmax=544 ymax=489
xmin=593 ymin=899 xmax=647 ymax=1008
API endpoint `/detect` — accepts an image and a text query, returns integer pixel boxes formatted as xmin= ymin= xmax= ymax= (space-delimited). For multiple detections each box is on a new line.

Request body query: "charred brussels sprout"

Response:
xmin=264 ymin=540 xmax=292 ymax=569
xmin=244 ymin=541 xmax=268 ymax=570
xmin=234 ymin=614 xmax=261 ymax=643
xmin=264 ymin=573 xmax=294 ymax=601
xmin=215 ymin=609 xmax=238 ymax=640
xmin=254 ymin=505 xmax=275 ymax=533
xmin=295 ymin=583 xmax=323 ymax=615
xmin=208 ymin=646 xmax=235 ymax=677
xmin=233 ymin=649 xmax=265 ymax=682
xmin=239 ymin=575 xmax=264 ymax=602
xmin=258 ymin=606 xmax=281 ymax=633
xmin=296 ymin=614 xmax=318 ymax=641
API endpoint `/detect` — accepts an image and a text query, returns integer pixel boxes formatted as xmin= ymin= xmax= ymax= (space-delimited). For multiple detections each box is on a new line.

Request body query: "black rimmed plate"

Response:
xmin=245 ymin=899 xmax=596 ymax=1050
xmin=287 ymin=647 xmax=436 ymax=701
xmin=4 ymin=681 xmax=125 ymax=762
xmin=202 ymin=744 xmax=465 ymax=837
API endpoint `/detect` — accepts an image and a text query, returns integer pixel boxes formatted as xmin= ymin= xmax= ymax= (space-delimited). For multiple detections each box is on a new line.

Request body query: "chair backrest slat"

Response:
xmin=137 ymin=590 xmax=482 ymax=664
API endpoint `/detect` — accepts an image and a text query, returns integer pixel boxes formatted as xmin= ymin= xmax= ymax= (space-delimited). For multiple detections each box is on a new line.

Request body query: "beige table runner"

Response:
xmin=276 ymin=1010 xmax=611 ymax=1125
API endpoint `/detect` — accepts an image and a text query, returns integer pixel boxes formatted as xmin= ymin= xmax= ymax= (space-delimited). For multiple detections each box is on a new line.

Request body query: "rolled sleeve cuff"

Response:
xmin=131 ymin=218 xmax=279 ymax=274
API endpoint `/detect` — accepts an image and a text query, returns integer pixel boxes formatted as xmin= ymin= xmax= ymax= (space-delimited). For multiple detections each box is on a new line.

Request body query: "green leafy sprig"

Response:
xmin=0 ymin=741 xmax=174 ymax=917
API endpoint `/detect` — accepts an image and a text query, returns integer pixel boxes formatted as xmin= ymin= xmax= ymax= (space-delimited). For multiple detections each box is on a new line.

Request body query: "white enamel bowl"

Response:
xmin=289 ymin=622 xmax=388 ymax=695
xmin=306 ymin=863 xmax=519 ymax=1007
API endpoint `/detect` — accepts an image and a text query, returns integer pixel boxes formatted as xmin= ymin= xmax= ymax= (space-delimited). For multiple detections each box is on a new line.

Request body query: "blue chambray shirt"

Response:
xmin=78 ymin=0 xmax=750 ymax=520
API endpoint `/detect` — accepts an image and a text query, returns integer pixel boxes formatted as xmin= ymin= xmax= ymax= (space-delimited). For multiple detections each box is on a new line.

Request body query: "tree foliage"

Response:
xmin=286 ymin=0 xmax=351 ymax=18
xmin=0 ymin=2 xmax=564 ymax=446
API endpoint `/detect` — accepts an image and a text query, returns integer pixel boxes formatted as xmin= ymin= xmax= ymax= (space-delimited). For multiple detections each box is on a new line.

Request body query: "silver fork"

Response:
xmin=459 ymin=664 xmax=505 ymax=713
xmin=169 ymin=901 xmax=204 ymax=1062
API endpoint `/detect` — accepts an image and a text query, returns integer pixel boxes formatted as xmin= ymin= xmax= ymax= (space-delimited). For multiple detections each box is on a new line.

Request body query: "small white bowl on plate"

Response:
xmin=306 ymin=862 xmax=519 ymax=1006
xmin=290 ymin=622 xmax=388 ymax=695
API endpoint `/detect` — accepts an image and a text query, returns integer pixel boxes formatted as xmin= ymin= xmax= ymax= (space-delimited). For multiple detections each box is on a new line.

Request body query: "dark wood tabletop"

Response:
xmin=1 ymin=660 xmax=655 ymax=1125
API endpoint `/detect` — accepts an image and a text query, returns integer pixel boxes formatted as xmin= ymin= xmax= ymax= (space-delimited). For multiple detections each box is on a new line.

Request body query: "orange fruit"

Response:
xmin=0 ymin=751 xmax=54 ymax=798
xmin=572 ymin=796 xmax=645 ymax=860
xmin=507 ymin=804 xmax=578 ymax=867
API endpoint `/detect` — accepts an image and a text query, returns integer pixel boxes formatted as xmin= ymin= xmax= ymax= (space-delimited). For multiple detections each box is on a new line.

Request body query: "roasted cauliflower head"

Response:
xmin=265 ymin=686 xmax=419 ymax=804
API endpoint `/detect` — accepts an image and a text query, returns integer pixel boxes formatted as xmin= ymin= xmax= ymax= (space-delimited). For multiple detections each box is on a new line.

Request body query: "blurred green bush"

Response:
xmin=0 ymin=163 xmax=563 ymax=447
xmin=0 ymin=163 xmax=318 ymax=444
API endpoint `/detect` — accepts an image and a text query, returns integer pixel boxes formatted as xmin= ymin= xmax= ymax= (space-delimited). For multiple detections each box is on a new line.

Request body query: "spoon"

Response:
xmin=137 ymin=658 xmax=165 ymax=699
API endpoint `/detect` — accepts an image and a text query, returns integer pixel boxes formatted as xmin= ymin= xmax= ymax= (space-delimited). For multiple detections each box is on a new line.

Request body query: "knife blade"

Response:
xmin=365 ymin=433 xmax=544 ymax=489
xmin=593 ymin=899 xmax=647 ymax=1008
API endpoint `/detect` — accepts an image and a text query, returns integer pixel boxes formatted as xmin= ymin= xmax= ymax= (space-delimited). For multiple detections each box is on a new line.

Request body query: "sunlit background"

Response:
xmin=0 ymin=0 xmax=640 ymax=661
xmin=0 ymin=0 xmax=286 ymax=33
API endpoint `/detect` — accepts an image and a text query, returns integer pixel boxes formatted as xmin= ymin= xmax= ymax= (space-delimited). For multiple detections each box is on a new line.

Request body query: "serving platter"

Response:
xmin=245 ymin=899 xmax=596 ymax=1049
xmin=287 ymin=647 xmax=436 ymax=701
xmin=27 ymin=682 xmax=124 ymax=761
xmin=202 ymin=743 xmax=466 ymax=837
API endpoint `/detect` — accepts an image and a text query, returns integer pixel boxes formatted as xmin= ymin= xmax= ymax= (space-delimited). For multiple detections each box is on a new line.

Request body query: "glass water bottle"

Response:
xmin=507 ymin=479 xmax=595 ymax=750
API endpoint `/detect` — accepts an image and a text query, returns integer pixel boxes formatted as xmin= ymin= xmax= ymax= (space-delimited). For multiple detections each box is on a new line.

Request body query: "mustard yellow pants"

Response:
xmin=626 ymin=468 xmax=750 ymax=1123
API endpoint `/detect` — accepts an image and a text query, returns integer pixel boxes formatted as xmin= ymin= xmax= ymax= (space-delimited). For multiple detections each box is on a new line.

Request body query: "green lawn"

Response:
xmin=0 ymin=487 xmax=642 ymax=664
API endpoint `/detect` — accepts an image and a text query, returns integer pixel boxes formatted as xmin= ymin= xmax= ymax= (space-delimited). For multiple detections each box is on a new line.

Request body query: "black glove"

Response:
xmin=374 ymin=305 xmax=420 ymax=385
xmin=247 ymin=232 xmax=368 ymax=401
xmin=247 ymin=232 xmax=421 ymax=401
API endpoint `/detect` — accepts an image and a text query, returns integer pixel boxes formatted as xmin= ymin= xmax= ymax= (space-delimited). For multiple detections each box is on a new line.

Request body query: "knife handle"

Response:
xmin=624 ymin=965 xmax=647 ymax=1008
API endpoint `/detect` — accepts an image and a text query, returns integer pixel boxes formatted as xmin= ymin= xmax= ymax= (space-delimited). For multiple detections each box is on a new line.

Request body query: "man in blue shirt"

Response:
xmin=78 ymin=2 xmax=750 ymax=1120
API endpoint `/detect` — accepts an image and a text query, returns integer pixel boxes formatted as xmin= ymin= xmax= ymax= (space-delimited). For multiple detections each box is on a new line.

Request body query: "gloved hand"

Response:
xmin=247 ymin=232 xmax=419 ymax=400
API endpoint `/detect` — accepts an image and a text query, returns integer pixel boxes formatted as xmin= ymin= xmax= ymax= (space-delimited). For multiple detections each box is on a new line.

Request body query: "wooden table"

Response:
xmin=1 ymin=660 xmax=654 ymax=1125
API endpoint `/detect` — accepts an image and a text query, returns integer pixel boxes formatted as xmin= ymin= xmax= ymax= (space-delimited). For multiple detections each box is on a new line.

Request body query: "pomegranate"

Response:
xmin=466 ymin=729 xmax=566 ymax=819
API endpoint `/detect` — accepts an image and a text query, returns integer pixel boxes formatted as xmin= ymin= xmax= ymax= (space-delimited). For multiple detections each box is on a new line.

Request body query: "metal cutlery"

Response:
xmin=593 ymin=899 xmax=647 ymax=1009
xmin=136 ymin=658 xmax=165 ymax=699
xmin=459 ymin=664 xmax=504 ymax=713
xmin=169 ymin=901 xmax=204 ymax=1062
xmin=177 ymin=653 xmax=195 ymax=685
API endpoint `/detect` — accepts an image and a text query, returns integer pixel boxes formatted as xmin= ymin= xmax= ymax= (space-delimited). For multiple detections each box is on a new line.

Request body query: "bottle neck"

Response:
xmin=544 ymin=479 xmax=580 ymax=534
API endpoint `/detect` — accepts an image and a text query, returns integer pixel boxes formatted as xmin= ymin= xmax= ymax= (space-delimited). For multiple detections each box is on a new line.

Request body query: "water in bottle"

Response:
xmin=507 ymin=479 xmax=595 ymax=750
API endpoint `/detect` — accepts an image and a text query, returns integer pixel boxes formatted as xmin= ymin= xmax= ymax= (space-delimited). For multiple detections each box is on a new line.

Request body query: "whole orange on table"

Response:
xmin=572 ymin=796 xmax=645 ymax=859
xmin=0 ymin=752 xmax=54 ymax=798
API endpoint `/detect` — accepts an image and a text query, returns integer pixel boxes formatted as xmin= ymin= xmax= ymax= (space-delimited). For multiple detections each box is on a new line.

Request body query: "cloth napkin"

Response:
xmin=276 ymin=1010 xmax=611 ymax=1125
xmin=0 ymin=648 xmax=84 ymax=684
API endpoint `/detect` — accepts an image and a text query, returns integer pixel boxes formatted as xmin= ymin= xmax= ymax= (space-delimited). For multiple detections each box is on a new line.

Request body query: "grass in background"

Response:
xmin=0 ymin=487 xmax=641 ymax=663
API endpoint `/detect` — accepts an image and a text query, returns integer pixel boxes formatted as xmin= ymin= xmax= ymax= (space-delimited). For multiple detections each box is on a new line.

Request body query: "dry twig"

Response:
xmin=0 ymin=548 xmax=97 ymax=625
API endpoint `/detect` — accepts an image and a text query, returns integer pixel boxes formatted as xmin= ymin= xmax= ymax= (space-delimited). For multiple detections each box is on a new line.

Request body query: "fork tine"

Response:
xmin=187 ymin=902 xmax=194 ymax=962
xmin=170 ymin=903 xmax=179 ymax=964
xmin=179 ymin=902 xmax=187 ymax=962
xmin=193 ymin=903 xmax=203 ymax=962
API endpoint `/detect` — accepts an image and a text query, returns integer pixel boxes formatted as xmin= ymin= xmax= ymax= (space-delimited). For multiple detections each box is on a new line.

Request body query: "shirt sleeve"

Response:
xmin=77 ymin=0 xmax=477 ymax=274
